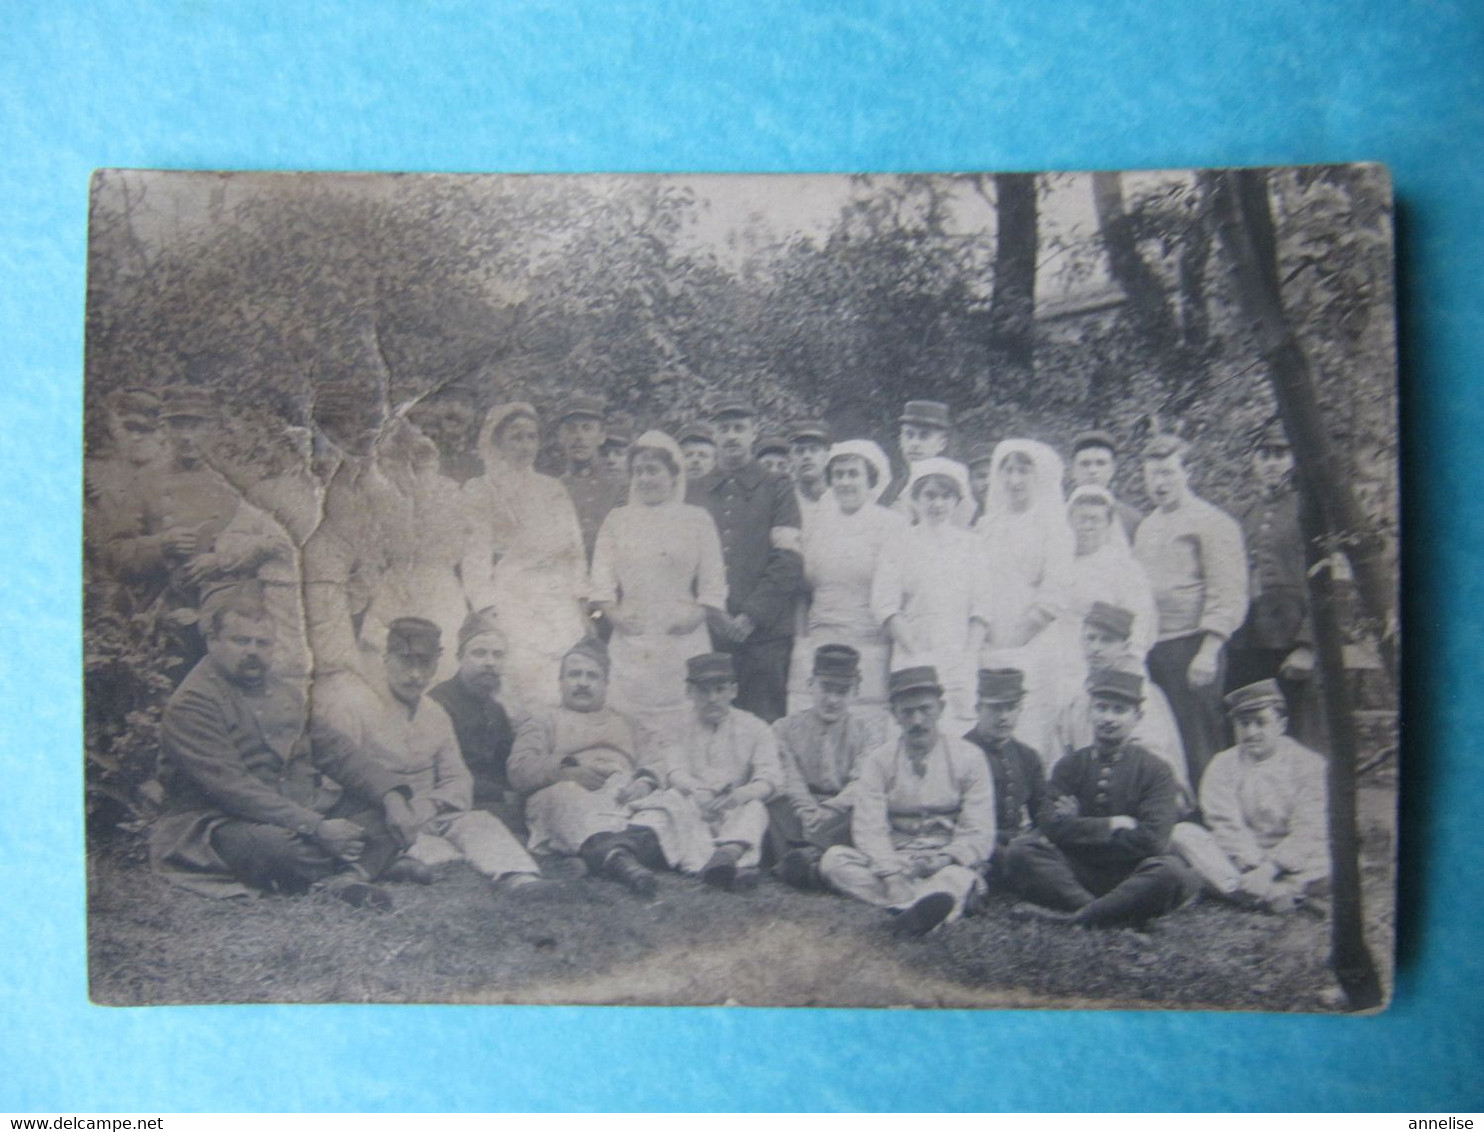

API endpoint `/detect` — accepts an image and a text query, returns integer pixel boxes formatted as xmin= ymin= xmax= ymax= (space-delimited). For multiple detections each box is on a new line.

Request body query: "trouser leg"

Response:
xmin=438 ymin=810 xmax=540 ymax=879
xmin=1169 ymin=821 xmax=1244 ymax=895
xmin=525 ymin=780 xmax=628 ymax=856
xmin=579 ymin=825 xmax=667 ymax=876
xmin=321 ymin=803 xmax=401 ymax=881
xmin=726 ymin=635 xmax=792 ymax=724
xmin=1000 ymin=834 xmax=1096 ymax=911
xmin=818 ymin=846 xmax=915 ymax=908
xmin=712 ymin=798 xmax=770 ymax=868
xmin=209 ymin=821 xmax=338 ymax=893
xmin=1148 ymin=635 xmax=1227 ymax=792
xmin=1073 ymin=855 xmax=1199 ymax=927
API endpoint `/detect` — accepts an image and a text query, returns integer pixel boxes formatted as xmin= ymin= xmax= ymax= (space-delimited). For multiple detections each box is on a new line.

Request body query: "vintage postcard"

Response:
xmin=84 ymin=167 xmax=1398 ymax=1010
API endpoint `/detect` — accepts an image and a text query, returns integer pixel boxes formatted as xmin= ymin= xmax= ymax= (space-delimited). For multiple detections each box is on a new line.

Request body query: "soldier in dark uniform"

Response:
xmin=878 ymin=400 xmax=953 ymax=510
xmin=555 ymin=393 xmax=628 ymax=565
xmin=961 ymin=668 xmax=1047 ymax=879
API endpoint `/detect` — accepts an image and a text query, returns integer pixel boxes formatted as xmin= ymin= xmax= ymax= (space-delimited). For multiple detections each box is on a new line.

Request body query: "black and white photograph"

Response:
xmin=83 ymin=166 xmax=1398 ymax=1011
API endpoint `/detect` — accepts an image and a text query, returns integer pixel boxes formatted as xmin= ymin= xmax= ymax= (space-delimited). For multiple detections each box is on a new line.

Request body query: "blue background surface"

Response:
xmin=3 ymin=0 xmax=1480 ymax=1112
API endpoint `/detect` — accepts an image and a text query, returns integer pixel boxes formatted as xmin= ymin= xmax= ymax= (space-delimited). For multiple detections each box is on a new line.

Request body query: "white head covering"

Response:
xmin=477 ymin=401 xmax=539 ymax=472
xmin=906 ymin=456 xmax=972 ymax=506
xmin=1065 ymin=483 xmax=1133 ymax=556
xmin=626 ymin=429 xmax=688 ymax=505
xmin=983 ymin=438 xmax=1066 ymax=522
xmin=826 ymin=439 xmax=892 ymax=505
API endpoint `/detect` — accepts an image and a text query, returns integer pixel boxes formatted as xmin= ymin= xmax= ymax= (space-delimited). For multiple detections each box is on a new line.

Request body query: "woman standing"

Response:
xmin=461 ymin=403 xmax=588 ymax=710
xmin=870 ymin=457 xmax=990 ymax=724
xmin=788 ymin=439 xmax=907 ymax=718
xmin=588 ymin=430 xmax=728 ymax=740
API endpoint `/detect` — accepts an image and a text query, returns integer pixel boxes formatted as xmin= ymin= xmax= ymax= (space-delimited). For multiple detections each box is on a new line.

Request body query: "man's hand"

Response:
xmin=564 ymin=763 xmax=613 ymax=792
xmin=314 ymin=818 xmax=367 ymax=862
xmin=667 ymin=607 xmax=707 ymax=636
xmin=182 ymin=552 xmax=224 ymax=586
xmin=1051 ymin=794 xmax=1080 ymax=820
xmin=1108 ymin=815 xmax=1138 ymax=832
xmin=908 ymin=852 xmax=951 ymax=878
xmin=730 ymin=613 xmax=757 ymax=642
xmin=381 ymin=791 xmax=421 ymax=850
xmin=700 ymin=791 xmax=733 ymax=821
xmin=1280 ymin=646 xmax=1315 ymax=680
xmin=162 ymin=527 xmax=198 ymax=559
xmin=1186 ymin=637 xmax=1223 ymax=688
xmin=615 ymin=776 xmax=656 ymax=806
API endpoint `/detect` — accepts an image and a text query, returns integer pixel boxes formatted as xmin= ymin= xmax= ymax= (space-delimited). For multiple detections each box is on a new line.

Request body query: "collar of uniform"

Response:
xmin=706 ymin=459 xmax=767 ymax=492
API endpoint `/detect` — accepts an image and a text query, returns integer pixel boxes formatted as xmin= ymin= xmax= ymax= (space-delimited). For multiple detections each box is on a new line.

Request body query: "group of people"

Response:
xmin=86 ymin=382 xmax=1333 ymax=935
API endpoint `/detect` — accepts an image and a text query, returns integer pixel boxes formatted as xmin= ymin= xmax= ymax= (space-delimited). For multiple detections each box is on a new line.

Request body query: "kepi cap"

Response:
xmin=708 ymin=395 xmax=755 ymax=420
xmin=1086 ymin=668 xmax=1144 ymax=705
xmin=976 ymin=668 xmax=1026 ymax=704
xmin=787 ymin=419 xmax=831 ymax=444
xmin=888 ymin=665 xmax=943 ymax=700
xmin=899 ymin=400 xmax=951 ymax=430
xmin=1073 ymin=429 xmax=1119 ymax=456
xmin=686 ymin=652 xmax=737 ymax=685
xmin=555 ymin=394 xmax=606 ymax=424
xmin=1224 ymin=679 xmax=1287 ymax=716
xmin=754 ymin=434 xmax=790 ymax=458
xmin=812 ymin=644 xmax=861 ymax=682
xmin=1083 ymin=601 xmax=1135 ymax=641
xmin=386 ymin=617 xmax=442 ymax=660
xmin=677 ymin=420 xmax=717 ymax=445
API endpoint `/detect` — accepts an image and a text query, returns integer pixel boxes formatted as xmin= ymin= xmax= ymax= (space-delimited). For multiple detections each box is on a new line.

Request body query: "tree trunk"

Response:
xmin=1208 ymin=167 xmax=1391 ymax=1011
xmin=989 ymin=173 xmax=1038 ymax=390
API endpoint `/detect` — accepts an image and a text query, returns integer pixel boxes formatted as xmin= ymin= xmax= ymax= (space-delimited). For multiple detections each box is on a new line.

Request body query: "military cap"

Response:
xmin=564 ymin=635 xmax=612 ymax=674
xmin=456 ymin=606 xmax=504 ymax=653
xmin=1141 ymin=434 xmax=1190 ymax=461
xmin=976 ymin=668 xmax=1026 ymax=704
xmin=888 ymin=665 xmax=944 ymax=700
xmin=1086 ymin=667 xmax=1145 ymax=705
xmin=787 ymin=419 xmax=831 ymax=444
xmin=602 ymin=412 xmax=636 ymax=448
xmin=899 ymin=400 xmax=952 ymax=430
xmin=197 ymin=578 xmax=269 ymax=630
xmin=686 ymin=652 xmax=737 ymax=684
xmin=554 ymin=394 xmax=606 ymax=424
xmin=677 ymin=420 xmax=717 ymax=445
xmin=161 ymin=387 xmax=217 ymax=421
xmin=386 ymin=617 xmax=442 ymax=660
xmin=812 ymin=644 xmax=861 ymax=681
xmin=964 ymin=441 xmax=996 ymax=468
xmin=1072 ymin=429 xmax=1119 ymax=456
xmin=708 ymin=395 xmax=756 ymax=420
xmin=1252 ymin=419 xmax=1292 ymax=451
xmin=1224 ymin=679 xmax=1287 ymax=716
xmin=1084 ymin=601 xmax=1136 ymax=641
xmin=754 ymin=434 xmax=790 ymax=458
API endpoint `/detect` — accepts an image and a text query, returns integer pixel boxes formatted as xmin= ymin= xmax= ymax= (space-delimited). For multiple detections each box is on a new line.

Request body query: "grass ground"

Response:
xmin=87 ymin=783 xmax=1396 ymax=1011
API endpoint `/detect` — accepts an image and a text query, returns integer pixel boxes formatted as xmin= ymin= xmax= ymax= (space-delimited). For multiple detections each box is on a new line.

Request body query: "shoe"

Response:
xmin=382 ymin=856 xmax=435 ymax=885
xmin=730 ymin=867 xmax=760 ymax=893
xmin=702 ymin=848 xmax=741 ymax=889
xmin=320 ymin=876 xmax=394 ymax=912
xmin=776 ymin=848 xmax=822 ymax=891
xmin=893 ymin=892 xmax=955 ymax=938
xmin=604 ymin=848 xmax=659 ymax=899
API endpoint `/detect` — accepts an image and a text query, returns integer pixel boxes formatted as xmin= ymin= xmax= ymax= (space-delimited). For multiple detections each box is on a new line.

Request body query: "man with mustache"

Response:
xmin=818 ymin=666 xmax=996 ymax=937
xmin=150 ymin=582 xmax=420 ymax=907
xmin=1003 ymin=669 xmax=1198 ymax=928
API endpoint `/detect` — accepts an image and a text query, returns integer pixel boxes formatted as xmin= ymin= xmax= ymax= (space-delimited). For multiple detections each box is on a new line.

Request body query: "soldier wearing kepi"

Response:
xmin=686 ymin=395 xmax=804 ymax=722
xmin=819 ymin=666 xmax=997 ymax=937
xmin=787 ymin=419 xmax=834 ymax=533
xmin=151 ymin=582 xmax=419 ymax=908
xmin=658 ymin=652 xmax=784 ymax=891
xmin=961 ymin=668 xmax=1048 ymax=875
xmin=677 ymin=421 xmax=718 ymax=481
xmin=556 ymin=393 xmax=628 ymax=565
xmin=880 ymin=400 xmax=969 ymax=528
xmin=599 ymin=412 xmax=635 ymax=477
xmin=1171 ymin=680 xmax=1330 ymax=912
xmin=770 ymin=644 xmax=887 ymax=890
xmin=755 ymin=434 xmax=791 ymax=477
xmin=1003 ymin=668 xmax=1197 ymax=928
xmin=1068 ymin=430 xmax=1144 ymax=541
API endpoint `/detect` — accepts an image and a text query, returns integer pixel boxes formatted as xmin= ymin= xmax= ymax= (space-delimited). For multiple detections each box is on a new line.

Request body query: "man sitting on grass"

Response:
xmin=1003 ymin=668 xmax=1198 ymax=929
xmin=151 ymin=582 xmax=419 ymax=908
xmin=314 ymin=617 xmax=544 ymax=892
xmin=509 ymin=638 xmax=716 ymax=897
xmin=819 ymin=666 xmax=996 ymax=937
xmin=1170 ymin=680 xmax=1330 ymax=913
xmin=961 ymin=667 xmax=1047 ymax=879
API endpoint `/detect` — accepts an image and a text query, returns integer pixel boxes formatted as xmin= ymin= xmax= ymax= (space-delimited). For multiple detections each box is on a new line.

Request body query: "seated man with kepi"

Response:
xmin=315 ymin=617 xmax=543 ymax=891
xmin=1003 ymin=668 xmax=1197 ymax=928
xmin=819 ymin=666 xmax=997 ymax=937
xmin=428 ymin=607 xmax=525 ymax=838
xmin=770 ymin=644 xmax=887 ymax=890
xmin=509 ymin=638 xmax=716 ymax=897
xmin=1170 ymin=679 xmax=1330 ymax=912
xmin=151 ymin=582 xmax=420 ymax=908
xmin=961 ymin=668 xmax=1047 ymax=877
xmin=657 ymin=652 xmax=784 ymax=891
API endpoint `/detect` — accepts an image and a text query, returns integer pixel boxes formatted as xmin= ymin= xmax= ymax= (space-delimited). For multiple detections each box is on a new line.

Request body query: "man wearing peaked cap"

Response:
xmin=754 ymin=434 xmax=791 ymax=477
xmin=963 ymin=669 xmax=1048 ymax=869
xmin=1002 ymin=659 xmax=1199 ymax=929
xmin=818 ymin=665 xmax=997 ymax=937
xmin=770 ymin=644 xmax=888 ymax=890
xmin=652 ymin=651 xmax=784 ymax=891
xmin=677 ymin=420 xmax=718 ymax=480
xmin=786 ymin=419 xmax=833 ymax=532
xmin=964 ymin=440 xmax=996 ymax=525
xmin=1170 ymin=679 xmax=1329 ymax=913
xmin=556 ymin=393 xmax=626 ymax=565
xmin=598 ymin=410 xmax=636 ymax=477
xmin=313 ymin=617 xmax=544 ymax=892
xmin=1069 ymin=429 xmax=1144 ymax=540
xmin=879 ymin=399 xmax=952 ymax=511
xmin=687 ymin=394 xmax=804 ymax=724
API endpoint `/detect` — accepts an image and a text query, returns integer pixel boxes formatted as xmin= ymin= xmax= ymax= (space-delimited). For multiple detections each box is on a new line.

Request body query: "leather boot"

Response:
xmin=604 ymin=847 xmax=659 ymax=898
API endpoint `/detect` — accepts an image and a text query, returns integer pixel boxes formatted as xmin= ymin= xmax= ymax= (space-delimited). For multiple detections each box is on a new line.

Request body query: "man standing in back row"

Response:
xmin=685 ymin=395 xmax=803 ymax=722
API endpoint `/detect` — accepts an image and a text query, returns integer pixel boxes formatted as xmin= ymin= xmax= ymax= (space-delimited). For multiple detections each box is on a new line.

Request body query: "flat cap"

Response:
xmin=1086 ymin=667 xmax=1144 ymax=705
xmin=686 ymin=651 xmax=737 ymax=684
xmin=812 ymin=643 xmax=861 ymax=681
xmin=708 ymin=395 xmax=756 ymax=420
xmin=787 ymin=419 xmax=831 ymax=444
xmin=160 ymin=387 xmax=217 ymax=421
xmin=386 ymin=617 xmax=442 ymax=660
xmin=754 ymin=434 xmax=790 ymax=457
xmin=677 ymin=420 xmax=717 ymax=445
xmin=1084 ymin=601 xmax=1135 ymax=641
xmin=888 ymin=665 xmax=943 ymax=700
xmin=1141 ymin=434 xmax=1190 ymax=461
xmin=1073 ymin=429 xmax=1119 ymax=456
xmin=555 ymin=394 xmax=606 ymax=424
xmin=976 ymin=668 xmax=1026 ymax=704
xmin=899 ymin=400 xmax=951 ymax=430
xmin=1224 ymin=679 xmax=1287 ymax=716
xmin=456 ymin=606 xmax=504 ymax=653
